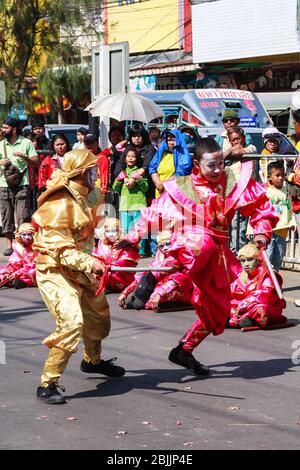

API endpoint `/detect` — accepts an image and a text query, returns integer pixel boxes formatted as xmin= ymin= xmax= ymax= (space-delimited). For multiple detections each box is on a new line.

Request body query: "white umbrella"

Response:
xmin=84 ymin=91 xmax=164 ymax=123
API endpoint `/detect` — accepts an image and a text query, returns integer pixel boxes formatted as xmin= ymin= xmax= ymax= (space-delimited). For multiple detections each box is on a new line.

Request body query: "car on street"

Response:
xmin=22 ymin=124 xmax=89 ymax=146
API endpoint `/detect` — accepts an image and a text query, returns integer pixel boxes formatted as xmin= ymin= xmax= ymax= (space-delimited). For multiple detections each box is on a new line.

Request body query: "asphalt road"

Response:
xmin=0 ymin=263 xmax=300 ymax=450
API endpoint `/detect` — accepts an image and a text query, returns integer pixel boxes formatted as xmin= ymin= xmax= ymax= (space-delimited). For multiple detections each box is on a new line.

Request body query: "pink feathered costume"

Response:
xmin=0 ymin=240 xmax=37 ymax=287
xmin=130 ymin=161 xmax=279 ymax=352
xmin=122 ymin=243 xmax=194 ymax=310
xmin=93 ymin=238 xmax=140 ymax=292
xmin=229 ymin=265 xmax=287 ymax=328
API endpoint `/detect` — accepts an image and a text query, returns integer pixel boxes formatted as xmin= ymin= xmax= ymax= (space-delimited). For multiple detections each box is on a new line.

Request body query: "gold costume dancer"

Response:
xmin=33 ymin=149 xmax=125 ymax=405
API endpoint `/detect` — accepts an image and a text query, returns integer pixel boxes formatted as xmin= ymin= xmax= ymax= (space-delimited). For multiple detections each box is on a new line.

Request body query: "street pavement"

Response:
xmin=0 ymin=239 xmax=300 ymax=450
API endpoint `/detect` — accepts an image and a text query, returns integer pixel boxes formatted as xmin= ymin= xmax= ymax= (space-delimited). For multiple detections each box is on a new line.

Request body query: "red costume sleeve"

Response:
xmin=97 ymin=155 xmax=110 ymax=194
xmin=38 ymin=156 xmax=52 ymax=190
xmin=122 ymin=279 xmax=139 ymax=297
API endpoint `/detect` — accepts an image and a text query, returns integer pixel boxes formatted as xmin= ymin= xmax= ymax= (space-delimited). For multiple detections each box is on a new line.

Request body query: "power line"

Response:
xmin=86 ymin=0 xmax=190 ymax=16
xmin=130 ymin=16 xmax=190 ymax=61
xmin=132 ymin=29 xmax=192 ymax=71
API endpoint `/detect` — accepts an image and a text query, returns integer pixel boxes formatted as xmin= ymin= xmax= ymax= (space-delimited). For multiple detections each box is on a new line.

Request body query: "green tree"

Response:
xmin=0 ymin=0 xmax=102 ymax=120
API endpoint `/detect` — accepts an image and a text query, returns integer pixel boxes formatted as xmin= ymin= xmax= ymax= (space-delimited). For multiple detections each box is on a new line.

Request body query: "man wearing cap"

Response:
xmin=33 ymin=149 xmax=125 ymax=404
xmin=72 ymin=127 xmax=88 ymax=150
xmin=215 ymin=110 xmax=254 ymax=158
xmin=0 ymin=117 xmax=38 ymax=256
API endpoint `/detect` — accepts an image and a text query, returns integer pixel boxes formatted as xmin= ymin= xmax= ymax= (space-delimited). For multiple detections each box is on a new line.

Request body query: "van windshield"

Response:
xmin=47 ymin=129 xmax=79 ymax=146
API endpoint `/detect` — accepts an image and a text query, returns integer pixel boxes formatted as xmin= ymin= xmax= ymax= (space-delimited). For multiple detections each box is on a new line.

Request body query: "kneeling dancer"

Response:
xmin=118 ymin=230 xmax=193 ymax=311
xmin=229 ymin=243 xmax=287 ymax=328
xmin=93 ymin=217 xmax=140 ymax=293
xmin=0 ymin=223 xmax=37 ymax=289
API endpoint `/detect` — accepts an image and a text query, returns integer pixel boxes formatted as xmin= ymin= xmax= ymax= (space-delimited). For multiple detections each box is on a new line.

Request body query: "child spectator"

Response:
xmin=149 ymin=129 xmax=192 ymax=198
xmin=262 ymin=130 xmax=280 ymax=156
xmin=114 ymin=124 xmax=156 ymax=256
xmin=266 ymin=161 xmax=295 ymax=271
xmin=215 ymin=110 xmax=253 ymax=157
xmin=113 ymin=146 xmax=148 ymax=236
xmin=226 ymin=127 xmax=257 ymax=161
xmin=84 ymin=134 xmax=110 ymax=196
xmin=30 ymin=134 xmax=50 ymax=210
xmin=149 ymin=127 xmax=161 ymax=150
xmin=226 ymin=127 xmax=257 ymax=252
xmin=72 ymin=127 xmax=88 ymax=150
xmin=114 ymin=124 xmax=156 ymax=184
xmin=260 ymin=127 xmax=281 ymax=182
xmin=179 ymin=125 xmax=198 ymax=158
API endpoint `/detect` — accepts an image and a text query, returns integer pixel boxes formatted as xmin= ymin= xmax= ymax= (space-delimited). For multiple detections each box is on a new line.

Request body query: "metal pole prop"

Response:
xmin=109 ymin=266 xmax=173 ymax=273
xmin=262 ymin=250 xmax=283 ymax=300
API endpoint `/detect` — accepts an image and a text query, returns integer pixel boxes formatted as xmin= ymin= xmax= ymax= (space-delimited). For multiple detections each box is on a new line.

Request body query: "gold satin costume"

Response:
xmin=32 ymin=150 xmax=110 ymax=387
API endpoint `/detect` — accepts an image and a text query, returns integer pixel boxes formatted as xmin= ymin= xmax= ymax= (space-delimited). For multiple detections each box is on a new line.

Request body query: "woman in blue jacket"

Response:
xmin=149 ymin=129 xmax=192 ymax=198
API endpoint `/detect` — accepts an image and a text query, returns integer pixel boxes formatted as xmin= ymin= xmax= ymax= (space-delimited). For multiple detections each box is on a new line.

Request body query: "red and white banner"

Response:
xmin=195 ymin=89 xmax=254 ymax=101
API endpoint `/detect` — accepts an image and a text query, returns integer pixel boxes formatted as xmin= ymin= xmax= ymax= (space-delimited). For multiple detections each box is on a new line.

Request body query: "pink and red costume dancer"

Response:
xmin=0 ymin=223 xmax=38 ymax=288
xmin=129 ymin=138 xmax=279 ymax=373
xmin=120 ymin=230 xmax=193 ymax=310
xmin=229 ymin=244 xmax=287 ymax=328
xmin=93 ymin=218 xmax=140 ymax=292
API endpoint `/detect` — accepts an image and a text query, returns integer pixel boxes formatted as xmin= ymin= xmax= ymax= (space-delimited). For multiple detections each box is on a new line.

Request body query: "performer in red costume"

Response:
xmin=129 ymin=138 xmax=279 ymax=375
xmin=0 ymin=223 xmax=37 ymax=288
xmin=93 ymin=217 xmax=140 ymax=293
xmin=229 ymin=243 xmax=287 ymax=328
xmin=118 ymin=230 xmax=193 ymax=310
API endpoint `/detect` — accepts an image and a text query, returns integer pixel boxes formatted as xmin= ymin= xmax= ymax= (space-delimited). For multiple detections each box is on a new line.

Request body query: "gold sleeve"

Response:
xmin=59 ymin=248 xmax=94 ymax=273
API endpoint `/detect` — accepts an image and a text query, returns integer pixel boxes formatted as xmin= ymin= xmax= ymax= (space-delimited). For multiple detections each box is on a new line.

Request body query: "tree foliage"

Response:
xmin=0 ymin=0 xmax=102 ymax=118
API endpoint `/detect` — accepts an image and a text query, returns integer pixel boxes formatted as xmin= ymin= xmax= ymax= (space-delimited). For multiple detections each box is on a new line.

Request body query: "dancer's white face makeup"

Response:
xmin=105 ymin=229 xmax=119 ymax=243
xmin=193 ymin=151 xmax=224 ymax=183
xmin=20 ymin=232 xmax=34 ymax=246
xmin=240 ymin=257 xmax=259 ymax=273
xmin=158 ymin=241 xmax=172 ymax=255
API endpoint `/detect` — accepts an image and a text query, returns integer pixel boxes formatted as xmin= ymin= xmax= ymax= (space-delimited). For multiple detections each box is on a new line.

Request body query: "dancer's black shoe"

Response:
xmin=168 ymin=343 xmax=210 ymax=375
xmin=80 ymin=358 xmax=125 ymax=377
xmin=36 ymin=383 xmax=66 ymax=404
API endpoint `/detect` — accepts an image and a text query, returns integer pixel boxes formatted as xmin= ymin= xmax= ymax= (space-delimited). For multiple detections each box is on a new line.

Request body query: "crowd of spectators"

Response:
xmin=0 ymin=111 xmax=300 ymax=268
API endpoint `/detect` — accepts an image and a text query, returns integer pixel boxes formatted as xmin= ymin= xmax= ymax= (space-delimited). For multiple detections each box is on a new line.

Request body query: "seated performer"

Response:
xmin=229 ymin=244 xmax=287 ymax=328
xmin=93 ymin=217 xmax=140 ymax=293
xmin=0 ymin=223 xmax=37 ymax=289
xmin=118 ymin=230 xmax=194 ymax=311
xmin=128 ymin=138 xmax=279 ymax=376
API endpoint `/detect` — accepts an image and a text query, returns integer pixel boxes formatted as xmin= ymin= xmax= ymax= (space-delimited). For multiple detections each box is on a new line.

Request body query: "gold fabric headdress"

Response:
xmin=238 ymin=243 xmax=260 ymax=260
xmin=37 ymin=149 xmax=98 ymax=208
xmin=15 ymin=223 xmax=36 ymax=243
xmin=47 ymin=149 xmax=98 ymax=189
xmin=104 ymin=218 xmax=121 ymax=231
xmin=157 ymin=230 xmax=172 ymax=245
